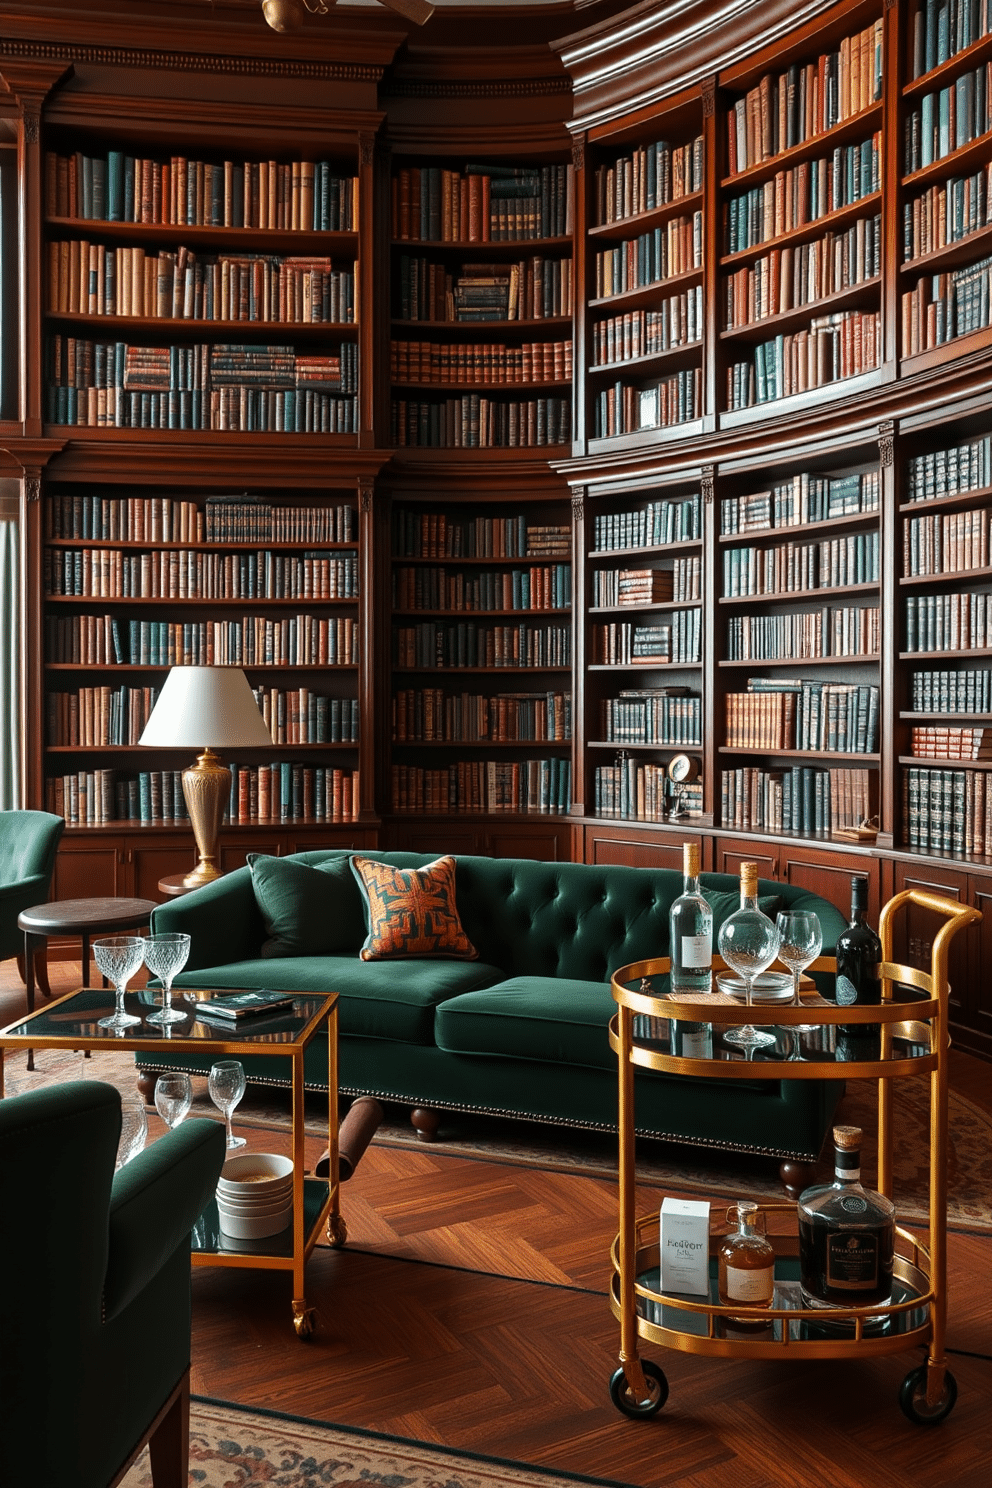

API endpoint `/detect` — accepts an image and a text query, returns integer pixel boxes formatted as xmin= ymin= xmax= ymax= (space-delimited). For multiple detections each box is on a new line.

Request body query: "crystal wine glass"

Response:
xmin=93 ymin=935 xmax=146 ymax=1030
xmin=116 ymin=1097 xmax=148 ymax=1169
xmin=154 ymin=1072 xmax=193 ymax=1130
xmin=776 ymin=909 xmax=822 ymax=1034
xmin=143 ymin=932 xmax=192 ymax=1025
xmin=717 ymin=905 xmax=781 ymax=1051
xmin=208 ymin=1059 xmax=247 ymax=1149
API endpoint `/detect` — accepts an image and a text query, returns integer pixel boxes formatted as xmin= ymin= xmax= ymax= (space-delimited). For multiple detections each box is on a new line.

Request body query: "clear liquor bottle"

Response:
xmin=669 ymin=841 xmax=712 ymax=995
xmin=718 ymin=1200 xmax=775 ymax=1325
xmin=797 ymin=1124 xmax=895 ymax=1315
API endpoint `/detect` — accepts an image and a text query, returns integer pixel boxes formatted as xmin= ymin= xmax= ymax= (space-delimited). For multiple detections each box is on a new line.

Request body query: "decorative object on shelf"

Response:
xmin=667 ymin=753 xmax=700 ymax=820
xmin=138 ymin=666 xmax=272 ymax=888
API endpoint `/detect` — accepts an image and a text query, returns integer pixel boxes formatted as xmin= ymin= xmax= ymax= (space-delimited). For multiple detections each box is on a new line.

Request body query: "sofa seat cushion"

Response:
xmin=435 ymin=976 xmax=618 ymax=1071
xmin=173 ymin=957 xmax=504 ymax=1044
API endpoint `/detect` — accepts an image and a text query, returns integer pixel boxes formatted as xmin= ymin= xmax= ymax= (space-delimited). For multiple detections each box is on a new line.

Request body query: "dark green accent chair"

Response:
xmin=0 ymin=809 xmax=64 ymax=977
xmin=0 ymin=1080 xmax=225 ymax=1487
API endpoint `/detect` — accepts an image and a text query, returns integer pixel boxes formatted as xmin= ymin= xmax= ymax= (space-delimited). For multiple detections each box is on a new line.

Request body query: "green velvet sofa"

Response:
xmin=139 ymin=850 xmax=848 ymax=1172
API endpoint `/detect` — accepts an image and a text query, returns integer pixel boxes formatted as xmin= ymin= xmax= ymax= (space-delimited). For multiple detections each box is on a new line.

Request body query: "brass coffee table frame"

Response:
xmin=607 ymin=890 xmax=980 ymax=1424
xmin=0 ymin=985 xmax=342 ymax=1338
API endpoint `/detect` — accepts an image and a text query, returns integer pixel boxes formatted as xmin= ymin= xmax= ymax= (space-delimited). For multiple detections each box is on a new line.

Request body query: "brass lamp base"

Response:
xmin=180 ymin=747 xmax=231 ymax=888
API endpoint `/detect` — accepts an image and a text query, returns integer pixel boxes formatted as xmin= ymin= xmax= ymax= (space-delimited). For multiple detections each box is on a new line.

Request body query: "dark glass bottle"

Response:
xmin=835 ymin=875 xmax=882 ymax=1036
xmin=797 ymin=1125 xmax=895 ymax=1314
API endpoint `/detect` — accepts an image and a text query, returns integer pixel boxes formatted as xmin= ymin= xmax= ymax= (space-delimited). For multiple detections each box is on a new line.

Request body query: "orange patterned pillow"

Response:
xmin=350 ymin=855 xmax=478 ymax=962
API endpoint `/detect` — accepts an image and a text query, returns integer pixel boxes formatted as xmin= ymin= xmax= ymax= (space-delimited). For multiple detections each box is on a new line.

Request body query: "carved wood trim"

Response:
xmin=878 ymin=421 xmax=895 ymax=467
xmin=701 ymin=465 xmax=715 ymax=504
xmin=571 ymin=138 xmax=585 ymax=172
xmin=570 ymin=492 xmax=584 ymax=522
xmin=380 ymin=77 xmax=571 ymax=99
xmin=701 ymin=78 xmax=716 ymax=119
xmin=0 ymin=38 xmax=381 ymax=84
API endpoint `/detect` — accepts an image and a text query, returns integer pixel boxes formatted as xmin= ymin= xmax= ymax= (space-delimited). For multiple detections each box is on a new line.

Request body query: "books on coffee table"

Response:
xmin=194 ymin=990 xmax=295 ymax=1023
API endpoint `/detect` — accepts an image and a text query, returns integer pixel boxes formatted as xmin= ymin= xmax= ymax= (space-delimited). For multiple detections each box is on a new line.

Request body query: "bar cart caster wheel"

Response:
xmin=899 ymin=1365 xmax=957 ymax=1425
xmin=326 ymin=1212 xmax=348 ymax=1248
xmin=609 ymin=1361 xmax=668 ymax=1418
xmin=292 ymin=1304 xmax=317 ymax=1339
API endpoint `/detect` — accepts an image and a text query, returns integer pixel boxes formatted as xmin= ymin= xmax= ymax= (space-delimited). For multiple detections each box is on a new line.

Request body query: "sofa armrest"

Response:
xmin=150 ymin=867 xmax=262 ymax=970
xmin=103 ymin=1117 xmax=226 ymax=1320
xmin=0 ymin=873 xmax=47 ymax=907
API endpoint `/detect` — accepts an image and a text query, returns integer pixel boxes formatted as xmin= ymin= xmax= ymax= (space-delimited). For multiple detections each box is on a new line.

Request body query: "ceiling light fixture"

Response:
xmin=261 ymin=0 xmax=435 ymax=33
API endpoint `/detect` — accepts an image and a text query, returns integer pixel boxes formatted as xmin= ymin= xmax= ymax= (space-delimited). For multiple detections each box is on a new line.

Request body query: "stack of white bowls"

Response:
xmin=215 ymin=1153 xmax=294 ymax=1238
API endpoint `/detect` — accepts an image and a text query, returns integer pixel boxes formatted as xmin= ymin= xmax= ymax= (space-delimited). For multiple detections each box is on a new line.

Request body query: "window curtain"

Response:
xmin=0 ymin=483 xmax=21 ymax=809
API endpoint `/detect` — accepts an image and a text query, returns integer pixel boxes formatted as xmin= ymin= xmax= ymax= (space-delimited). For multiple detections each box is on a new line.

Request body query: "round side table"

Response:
xmin=18 ymin=895 xmax=158 ymax=1018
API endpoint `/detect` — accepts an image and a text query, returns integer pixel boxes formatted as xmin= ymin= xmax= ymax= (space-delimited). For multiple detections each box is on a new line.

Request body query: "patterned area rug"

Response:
xmin=5 ymin=1045 xmax=992 ymax=1232
xmin=121 ymin=1398 xmax=623 ymax=1488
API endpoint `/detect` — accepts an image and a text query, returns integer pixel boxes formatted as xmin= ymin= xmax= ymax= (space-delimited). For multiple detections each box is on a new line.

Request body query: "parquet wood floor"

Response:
xmin=3 ymin=958 xmax=990 ymax=1485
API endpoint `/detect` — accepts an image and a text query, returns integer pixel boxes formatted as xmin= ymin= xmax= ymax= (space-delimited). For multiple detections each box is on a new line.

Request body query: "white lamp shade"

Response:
xmin=138 ymin=666 xmax=272 ymax=749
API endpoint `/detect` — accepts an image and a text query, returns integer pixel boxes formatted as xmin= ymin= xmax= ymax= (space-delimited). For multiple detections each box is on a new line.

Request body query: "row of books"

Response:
xmin=202 ymin=497 xmax=355 ymax=545
xmin=904 ymin=765 xmax=992 ymax=853
xmin=910 ymin=666 xmax=992 ymax=710
xmin=395 ymin=255 xmax=572 ymax=323
xmin=45 ymin=494 xmax=356 ymax=546
xmin=903 ymin=62 xmax=992 ymax=174
xmin=726 ymin=604 xmax=880 ymax=661
xmin=226 ymin=765 xmax=360 ymax=824
xmin=389 ymin=339 xmax=572 ymax=386
xmin=723 ymin=215 xmax=880 ymax=329
xmin=726 ymin=308 xmax=881 ymax=407
xmin=722 ymin=531 xmax=880 ymax=596
xmin=55 ymin=338 xmax=358 ymax=394
xmin=727 ymin=679 xmax=879 ymax=753
xmin=593 ymin=136 xmax=704 ymax=226
xmin=48 ymin=769 xmax=186 ymax=825
xmin=49 ymin=383 xmax=358 ymax=433
xmin=392 ymin=689 xmax=571 ymax=743
xmin=602 ymin=690 xmax=702 ymax=745
xmin=392 ymin=514 xmax=569 ymax=560
xmin=724 ymin=136 xmax=881 ymax=253
xmin=46 ymin=614 xmax=359 ymax=668
xmin=45 ymin=151 xmax=357 ymax=231
xmin=248 ymin=690 xmax=359 ymax=745
xmin=389 ymin=758 xmax=571 ymax=815
xmin=48 ymin=684 xmax=157 ymax=747
xmin=592 ymin=612 xmax=702 ymax=666
xmin=905 ymin=431 xmax=992 ymax=499
xmin=48 ymin=242 xmax=355 ymax=325
xmin=594 ymin=368 xmax=700 ymax=438
xmin=593 ymin=761 xmax=700 ymax=822
xmin=901 ymin=255 xmax=992 ymax=354
xmin=591 ymin=290 xmax=702 ymax=367
xmin=910 ymin=724 xmax=992 ymax=757
xmin=725 ymin=22 xmax=883 ymax=175
xmin=721 ymin=764 xmax=876 ymax=834
xmin=720 ymin=470 xmax=880 ymax=534
xmin=906 ymin=591 xmax=992 ymax=651
xmin=46 ymin=548 xmax=358 ymax=601
xmin=394 ymin=622 xmax=571 ymax=670
xmin=593 ymin=214 xmax=703 ymax=298
xmin=393 ymin=564 xmax=571 ymax=613
xmin=391 ymin=164 xmax=573 ymax=244
xmin=592 ymin=557 xmax=699 ymax=607
xmin=390 ymin=395 xmax=570 ymax=448
xmin=911 ymin=0 xmax=992 ymax=80
xmin=904 ymin=504 xmax=992 ymax=574
xmin=903 ymin=164 xmax=992 ymax=261
xmin=592 ymin=497 xmax=701 ymax=552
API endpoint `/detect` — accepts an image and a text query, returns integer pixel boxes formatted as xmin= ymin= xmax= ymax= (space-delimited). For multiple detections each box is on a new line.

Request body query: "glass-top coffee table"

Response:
xmin=0 ymin=985 xmax=342 ymax=1337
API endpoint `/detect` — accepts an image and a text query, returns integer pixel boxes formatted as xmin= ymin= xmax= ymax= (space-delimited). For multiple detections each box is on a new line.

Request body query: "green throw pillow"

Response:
xmin=248 ymin=854 xmax=364 ymax=958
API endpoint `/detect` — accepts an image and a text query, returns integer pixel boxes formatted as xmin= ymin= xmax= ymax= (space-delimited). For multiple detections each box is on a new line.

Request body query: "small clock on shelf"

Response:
xmin=667 ymin=753 xmax=699 ymax=820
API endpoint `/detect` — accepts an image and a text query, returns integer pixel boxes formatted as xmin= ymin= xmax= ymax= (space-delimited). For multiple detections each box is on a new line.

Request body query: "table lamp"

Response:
xmin=139 ymin=666 xmax=272 ymax=888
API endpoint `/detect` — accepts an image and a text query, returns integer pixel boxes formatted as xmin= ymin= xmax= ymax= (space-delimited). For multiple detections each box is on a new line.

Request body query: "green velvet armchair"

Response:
xmin=0 ymin=1080 xmax=226 ymax=1487
xmin=0 ymin=809 xmax=64 ymax=973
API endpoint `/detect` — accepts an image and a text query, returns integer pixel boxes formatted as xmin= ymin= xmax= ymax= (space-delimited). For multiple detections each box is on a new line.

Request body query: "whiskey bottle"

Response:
xmin=669 ymin=841 xmax=713 ymax=995
xmin=797 ymin=1125 xmax=895 ymax=1314
xmin=835 ymin=875 xmax=882 ymax=1037
xmin=717 ymin=1200 xmax=775 ymax=1325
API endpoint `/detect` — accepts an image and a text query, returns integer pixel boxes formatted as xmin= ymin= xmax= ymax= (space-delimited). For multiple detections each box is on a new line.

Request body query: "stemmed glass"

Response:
xmin=143 ymin=932 xmax=192 ymax=1025
xmin=93 ymin=936 xmax=146 ymax=1030
xmin=208 ymin=1060 xmax=247 ymax=1149
xmin=116 ymin=1098 xmax=148 ymax=1169
xmin=154 ymin=1072 xmax=193 ymax=1130
xmin=717 ymin=914 xmax=781 ymax=1051
xmin=776 ymin=910 xmax=822 ymax=1034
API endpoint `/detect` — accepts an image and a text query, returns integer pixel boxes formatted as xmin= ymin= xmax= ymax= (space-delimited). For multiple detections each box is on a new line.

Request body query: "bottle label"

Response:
xmin=725 ymin=1263 xmax=774 ymax=1302
xmin=825 ymin=1232 xmax=879 ymax=1290
xmin=680 ymin=933 xmax=712 ymax=968
xmin=677 ymin=1023 xmax=713 ymax=1059
xmin=835 ymin=975 xmax=859 ymax=1007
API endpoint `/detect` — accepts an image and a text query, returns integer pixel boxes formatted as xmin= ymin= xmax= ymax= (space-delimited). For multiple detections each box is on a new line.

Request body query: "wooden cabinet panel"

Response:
xmin=483 ymin=825 xmax=569 ymax=861
xmin=385 ymin=823 xmax=484 ymax=856
xmin=890 ymin=861 xmax=970 ymax=1028
xmin=583 ymin=825 xmax=699 ymax=870
xmin=53 ymin=837 xmax=123 ymax=901
xmin=965 ymin=880 xmax=992 ymax=1057
xmin=714 ymin=839 xmax=781 ymax=883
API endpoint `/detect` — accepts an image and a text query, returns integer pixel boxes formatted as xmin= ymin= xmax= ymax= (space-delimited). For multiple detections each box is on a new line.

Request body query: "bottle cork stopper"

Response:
xmin=740 ymin=860 xmax=758 ymax=886
xmin=833 ymin=1125 xmax=863 ymax=1149
xmin=683 ymin=841 xmax=699 ymax=876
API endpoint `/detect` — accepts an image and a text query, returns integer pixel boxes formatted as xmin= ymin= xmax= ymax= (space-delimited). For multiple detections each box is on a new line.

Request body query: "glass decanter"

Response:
xmin=717 ymin=861 xmax=780 ymax=1050
xmin=718 ymin=1200 xmax=776 ymax=1325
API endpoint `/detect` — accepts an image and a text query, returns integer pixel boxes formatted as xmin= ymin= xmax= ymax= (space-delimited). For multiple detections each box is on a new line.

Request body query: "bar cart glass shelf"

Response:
xmin=607 ymin=890 xmax=979 ymax=1424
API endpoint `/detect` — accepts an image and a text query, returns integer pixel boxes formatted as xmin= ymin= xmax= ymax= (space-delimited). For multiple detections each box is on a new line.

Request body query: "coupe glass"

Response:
xmin=116 ymin=1097 xmax=148 ymax=1169
xmin=93 ymin=936 xmax=146 ymax=1030
xmin=154 ymin=1072 xmax=193 ymax=1130
xmin=208 ymin=1060 xmax=247 ymax=1149
xmin=776 ymin=909 xmax=822 ymax=1033
xmin=718 ymin=912 xmax=781 ymax=1051
xmin=143 ymin=932 xmax=192 ymax=1025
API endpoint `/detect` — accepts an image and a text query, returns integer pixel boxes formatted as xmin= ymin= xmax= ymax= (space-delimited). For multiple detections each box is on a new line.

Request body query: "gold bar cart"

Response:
xmin=607 ymin=890 xmax=979 ymax=1423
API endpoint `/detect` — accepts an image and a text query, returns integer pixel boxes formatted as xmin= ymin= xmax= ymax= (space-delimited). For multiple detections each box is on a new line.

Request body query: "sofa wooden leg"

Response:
xmin=779 ymin=1160 xmax=816 ymax=1199
xmin=147 ymin=1372 xmax=189 ymax=1488
xmin=137 ymin=1070 xmax=160 ymax=1104
xmin=410 ymin=1107 xmax=440 ymax=1142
